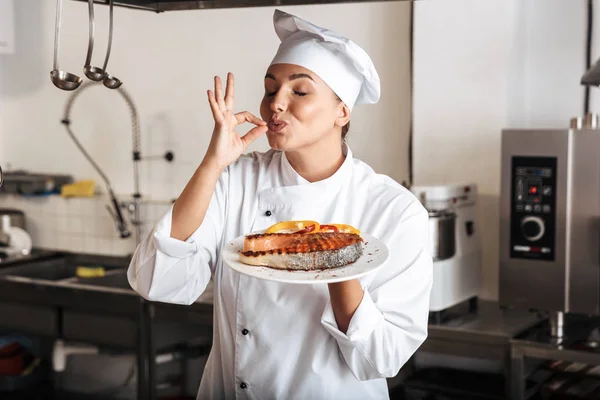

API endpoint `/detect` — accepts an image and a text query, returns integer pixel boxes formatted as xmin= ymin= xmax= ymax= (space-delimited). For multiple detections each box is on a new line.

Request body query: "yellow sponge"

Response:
xmin=61 ymin=180 xmax=95 ymax=197
xmin=76 ymin=266 xmax=105 ymax=278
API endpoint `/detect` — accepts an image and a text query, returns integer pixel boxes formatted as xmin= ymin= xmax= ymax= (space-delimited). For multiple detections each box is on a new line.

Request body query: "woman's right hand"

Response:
xmin=203 ymin=72 xmax=268 ymax=172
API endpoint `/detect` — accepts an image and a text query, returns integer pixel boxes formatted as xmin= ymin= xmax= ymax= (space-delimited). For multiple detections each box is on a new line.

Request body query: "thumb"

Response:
xmin=241 ymin=125 xmax=268 ymax=148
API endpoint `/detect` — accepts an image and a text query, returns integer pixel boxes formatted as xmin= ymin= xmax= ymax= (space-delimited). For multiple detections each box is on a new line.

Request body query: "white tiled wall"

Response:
xmin=1 ymin=1 xmax=412 ymax=201
xmin=0 ymin=194 xmax=172 ymax=256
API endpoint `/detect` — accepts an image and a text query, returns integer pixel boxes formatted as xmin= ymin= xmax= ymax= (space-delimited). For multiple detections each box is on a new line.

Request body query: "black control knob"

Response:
xmin=521 ymin=216 xmax=545 ymax=242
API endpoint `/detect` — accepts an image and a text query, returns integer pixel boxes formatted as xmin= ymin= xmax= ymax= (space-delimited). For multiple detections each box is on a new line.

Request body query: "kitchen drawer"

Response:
xmin=0 ymin=302 xmax=58 ymax=336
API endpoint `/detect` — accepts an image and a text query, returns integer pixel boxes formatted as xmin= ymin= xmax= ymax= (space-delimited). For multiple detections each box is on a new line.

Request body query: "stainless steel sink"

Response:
xmin=6 ymin=260 xmax=123 ymax=281
xmin=76 ymin=271 xmax=131 ymax=290
xmin=0 ymin=253 xmax=131 ymax=288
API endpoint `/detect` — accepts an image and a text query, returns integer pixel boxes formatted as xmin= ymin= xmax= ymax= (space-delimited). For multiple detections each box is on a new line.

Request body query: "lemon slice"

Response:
xmin=265 ymin=220 xmax=320 ymax=234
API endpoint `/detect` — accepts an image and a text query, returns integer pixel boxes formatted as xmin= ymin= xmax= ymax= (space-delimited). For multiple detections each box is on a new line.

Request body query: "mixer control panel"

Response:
xmin=509 ymin=156 xmax=557 ymax=261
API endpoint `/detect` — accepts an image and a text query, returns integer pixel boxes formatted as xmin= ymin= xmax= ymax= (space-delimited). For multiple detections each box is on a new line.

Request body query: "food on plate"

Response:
xmin=318 ymin=224 xmax=360 ymax=235
xmin=239 ymin=221 xmax=364 ymax=270
xmin=265 ymin=220 xmax=320 ymax=234
xmin=240 ymin=232 xmax=363 ymax=271
xmin=264 ymin=220 xmax=360 ymax=235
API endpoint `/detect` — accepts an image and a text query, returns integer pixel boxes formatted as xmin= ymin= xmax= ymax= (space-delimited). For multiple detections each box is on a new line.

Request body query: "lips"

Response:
xmin=267 ymin=119 xmax=288 ymax=133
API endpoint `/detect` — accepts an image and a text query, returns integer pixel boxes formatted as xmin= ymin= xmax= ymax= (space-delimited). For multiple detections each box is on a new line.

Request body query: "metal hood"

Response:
xmin=71 ymin=0 xmax=402 ymax=12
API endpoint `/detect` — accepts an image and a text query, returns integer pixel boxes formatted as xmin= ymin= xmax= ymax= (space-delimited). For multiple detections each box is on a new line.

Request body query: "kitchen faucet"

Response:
xmin=61 ymin=80 xmax=173 ymax=244
xmin=62 ymin=81 xmax=139 ymax=242
xmin=61 ymin=81 xmax=174 ymax=399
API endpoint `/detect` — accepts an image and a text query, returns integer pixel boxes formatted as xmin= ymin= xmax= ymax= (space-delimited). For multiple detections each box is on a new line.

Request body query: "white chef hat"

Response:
xmin=269 ymin=9 xmax=381 ymax=111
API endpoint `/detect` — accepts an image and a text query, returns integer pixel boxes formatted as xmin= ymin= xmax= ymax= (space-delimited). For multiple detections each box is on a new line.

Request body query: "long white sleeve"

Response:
xmin=321 ymin=202 xmax=433 ymax=380
xmin=127 ymin=169 xmax=229 ymax=305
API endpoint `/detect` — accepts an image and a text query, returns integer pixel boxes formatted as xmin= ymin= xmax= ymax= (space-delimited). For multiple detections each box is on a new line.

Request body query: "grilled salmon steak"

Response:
xmin=240 ymin=232 xmax=364 ymax=271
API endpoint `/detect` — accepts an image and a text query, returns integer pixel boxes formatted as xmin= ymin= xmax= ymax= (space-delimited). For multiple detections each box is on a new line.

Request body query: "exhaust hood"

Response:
xmin=71 ymin=0 xmax=403 ymax=12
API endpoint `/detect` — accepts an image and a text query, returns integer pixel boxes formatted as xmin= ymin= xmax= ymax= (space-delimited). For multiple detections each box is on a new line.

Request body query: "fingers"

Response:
xmin=207 ymin=90 xmax=222 ymax=123
xmin=210 ymin=74 xmax=261 ymax=129
xmin=214 ymin=76 xmax=226 ymax=111
xmin=241 ymin=125 xmax=268 ymax=147
xmin=224 ymin=72 xmax=234 ymax=111
xmin=234 ymin=111 xmax=266 ymax=126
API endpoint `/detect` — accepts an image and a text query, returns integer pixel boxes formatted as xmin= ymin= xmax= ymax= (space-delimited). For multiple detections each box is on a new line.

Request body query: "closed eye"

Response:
xmin=265 ymin=90 xmax=307 ymax=97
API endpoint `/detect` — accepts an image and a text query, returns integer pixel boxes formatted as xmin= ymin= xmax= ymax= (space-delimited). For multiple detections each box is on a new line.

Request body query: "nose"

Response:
xmin=269 ymin=91 xmax=286 ymax=113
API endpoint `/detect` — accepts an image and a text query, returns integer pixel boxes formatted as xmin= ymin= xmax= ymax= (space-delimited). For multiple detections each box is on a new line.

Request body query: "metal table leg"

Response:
xmin=137 ymin=298 xmax=156 ymax=400
xmin=137 ymin=298 xmax=148 ymax=400
xmin=147 ymin=301 xmax=156 ymax=400
xmin=511 ymin=345 xmax=525 ymax=400
xmin=504 ymin=346 xmax=512 ymax=399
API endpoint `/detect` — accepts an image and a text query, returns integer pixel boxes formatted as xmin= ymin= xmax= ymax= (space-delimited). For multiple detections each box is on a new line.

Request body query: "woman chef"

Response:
xmin=128 ymin=9 xmax=433 ymax=400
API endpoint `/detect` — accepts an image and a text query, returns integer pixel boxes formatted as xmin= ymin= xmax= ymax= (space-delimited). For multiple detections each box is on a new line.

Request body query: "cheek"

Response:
xmin=291 ymin=100 xmax=324 ymax=124
xmin=259 ymin=99 xmax=270 ymax=120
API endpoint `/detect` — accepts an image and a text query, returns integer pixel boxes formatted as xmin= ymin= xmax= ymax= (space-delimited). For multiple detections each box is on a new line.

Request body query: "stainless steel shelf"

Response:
xmin=69 ymin=0 xmax=404 ymax=13
xmin=510 ymin=314 xmax=600 ymax=400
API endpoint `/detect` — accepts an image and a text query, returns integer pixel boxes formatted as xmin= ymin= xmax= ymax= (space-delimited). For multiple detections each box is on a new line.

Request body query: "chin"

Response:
xmin=267 ymin=132 xmax=291 ymax=151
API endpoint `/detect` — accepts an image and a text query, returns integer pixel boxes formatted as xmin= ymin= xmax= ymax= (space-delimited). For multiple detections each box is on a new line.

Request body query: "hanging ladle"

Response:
xmin=50 ymin=0 xmax=82 ymax=91
xmin=102 ymin=0 xmax=122 ymax=89
xmin=83 ymin=0 xmax=106 ymax=81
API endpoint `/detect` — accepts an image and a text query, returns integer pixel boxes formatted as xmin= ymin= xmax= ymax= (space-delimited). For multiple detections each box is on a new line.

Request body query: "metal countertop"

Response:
xmin=427 ymin=300 xmax=545 ymax=346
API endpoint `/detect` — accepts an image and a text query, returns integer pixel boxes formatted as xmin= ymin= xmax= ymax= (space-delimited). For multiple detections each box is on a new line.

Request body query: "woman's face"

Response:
xmin=260 ymin=63 xmax=349 ymax=151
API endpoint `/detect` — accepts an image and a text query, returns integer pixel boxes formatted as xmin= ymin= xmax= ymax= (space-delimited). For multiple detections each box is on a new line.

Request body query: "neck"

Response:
xmin=285 ymin=136 xmax=345 ymax=183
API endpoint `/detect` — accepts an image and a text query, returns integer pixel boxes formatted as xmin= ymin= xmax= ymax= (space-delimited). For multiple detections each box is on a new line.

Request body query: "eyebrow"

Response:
xmin=265 ymin=72 xmax=315 ymax=82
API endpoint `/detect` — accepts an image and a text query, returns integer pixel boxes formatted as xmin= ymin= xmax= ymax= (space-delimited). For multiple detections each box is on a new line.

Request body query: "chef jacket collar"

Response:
xmin=280 ymin=142 xmax=353 ymax=188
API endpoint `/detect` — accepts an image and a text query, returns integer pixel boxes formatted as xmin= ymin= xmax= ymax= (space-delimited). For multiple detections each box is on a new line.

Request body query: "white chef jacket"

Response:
xmin=127 ymin=144 xmax=433 ymax=400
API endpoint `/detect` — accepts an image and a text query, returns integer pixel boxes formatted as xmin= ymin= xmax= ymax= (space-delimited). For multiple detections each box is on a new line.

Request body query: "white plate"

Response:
xmin=221 ymin=232 xmax=389 ymax=284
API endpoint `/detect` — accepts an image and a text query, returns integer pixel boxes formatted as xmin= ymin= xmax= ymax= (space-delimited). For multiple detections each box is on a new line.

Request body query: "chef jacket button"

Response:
xmin=240 ymin=382 xmax=248 ymax=389
xmin=242 ymin=329 xmax=249 ymax=335
xmin=265 ymin=210 xmax=272 ymax=217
